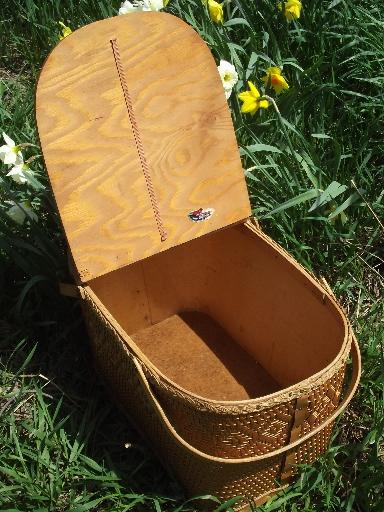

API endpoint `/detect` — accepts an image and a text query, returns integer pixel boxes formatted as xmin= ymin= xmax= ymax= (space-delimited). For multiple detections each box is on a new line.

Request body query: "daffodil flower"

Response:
xmin=217 ymin=60 xmax=238 ymax=99
xmin=0 ymin=132 xmax=23 ymax=166
xmin=143 ymin=0 xmax=167 ymax=9
xmin=207 ymin=0 xmax=224 ymax=24
xmin=238 ymin=82 xmax=269 ymax=115
xmin=279 ymin=0 xmax=302 ymax=21
xmin=6 ymin=200 xmax=38 ymax=225
xmin=119 ymin=1 xmax=139 ymax=13
xmin=119 ymin=0 xmax=167 ymax=13
xmin=6 ymin=161 xmax=32 ymax=185
xmin=58 ymin=21 xmax=72 ymax=40
xmin=261 ymin=67 xmax=289 ymax=95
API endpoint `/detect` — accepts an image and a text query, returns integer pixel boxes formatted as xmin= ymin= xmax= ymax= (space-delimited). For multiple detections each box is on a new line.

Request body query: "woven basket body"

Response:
xmin=78 ymin=222 xmax=360 ymax=508
xmin=35 ymin=13 xmax=361 ymax=509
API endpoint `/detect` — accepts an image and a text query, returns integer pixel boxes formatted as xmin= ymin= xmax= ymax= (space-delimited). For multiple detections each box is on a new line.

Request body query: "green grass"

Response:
xmin=0 ymin=0 xmax=383 ymax=510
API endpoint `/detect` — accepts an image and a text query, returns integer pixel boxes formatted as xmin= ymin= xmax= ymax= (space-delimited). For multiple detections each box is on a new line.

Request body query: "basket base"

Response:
xmin=131 ymin=311 xmax=281 ymax=401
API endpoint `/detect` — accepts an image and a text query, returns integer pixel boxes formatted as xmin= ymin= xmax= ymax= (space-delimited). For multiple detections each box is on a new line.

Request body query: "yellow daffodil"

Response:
xmin=261 ymin=67 xmax=289 ymax=95
xmin=279 ymin=0 xmax=302 ymax=21
xmin=58 ymin=21 xmax=72 ymax=40
xmin=238 ymin=82 xmax=269 ymax=115
xmin=207 ymin=0 xmax=224 ymax=24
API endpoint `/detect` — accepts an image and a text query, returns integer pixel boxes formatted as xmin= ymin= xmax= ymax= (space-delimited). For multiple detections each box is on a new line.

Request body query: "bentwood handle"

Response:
xmin=133 ymin=336 xmax=361 ymax=464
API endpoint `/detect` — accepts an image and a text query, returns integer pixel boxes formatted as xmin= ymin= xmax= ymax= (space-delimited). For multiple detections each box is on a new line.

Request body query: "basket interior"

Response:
xmin=130 ymin=311 xmax=280 ymax=400
xmin=88 ymin=224 xmax=346 ymax=401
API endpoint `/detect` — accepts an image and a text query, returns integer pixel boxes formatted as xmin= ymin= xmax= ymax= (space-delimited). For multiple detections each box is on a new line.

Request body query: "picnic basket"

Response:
xmin=36 ymin=12 xmax=361 ymax=510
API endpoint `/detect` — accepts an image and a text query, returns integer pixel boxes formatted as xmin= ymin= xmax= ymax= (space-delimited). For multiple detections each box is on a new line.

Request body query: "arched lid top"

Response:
xmin=36 ymin=12 xmax=251 ymax=282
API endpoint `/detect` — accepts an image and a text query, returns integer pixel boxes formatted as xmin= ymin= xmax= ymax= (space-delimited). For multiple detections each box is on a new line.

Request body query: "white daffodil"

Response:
xmin=119 ymin=0 xmax=142 ymax=13
xmin=142 ymin=0 xmax=165 ymax=10
xmin=217 ymin=60 xmax=239 ymax=99
xmin=6 ymin=200 xmax=38 ymax=225
xmin=0 ymin=132 xmax=23 ymax=166
xmin=118 ymin=0 xmax=165 ymax=13
xmin=6 ymin=161 xmax=32 ymax=185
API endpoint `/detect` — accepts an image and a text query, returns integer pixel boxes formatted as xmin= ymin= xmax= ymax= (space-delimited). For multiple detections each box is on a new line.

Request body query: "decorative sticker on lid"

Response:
xmin=188 ymin=207 xmax=215 ymax=222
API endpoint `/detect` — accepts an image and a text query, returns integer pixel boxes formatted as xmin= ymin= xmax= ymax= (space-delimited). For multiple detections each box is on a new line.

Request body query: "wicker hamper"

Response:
xmin=36 ymin=12 xmax=361 ymax=510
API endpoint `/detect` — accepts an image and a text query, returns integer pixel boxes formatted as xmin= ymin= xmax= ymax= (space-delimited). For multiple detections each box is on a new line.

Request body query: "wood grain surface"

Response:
xmin=36 ymin=13 xmax=251 ymax=281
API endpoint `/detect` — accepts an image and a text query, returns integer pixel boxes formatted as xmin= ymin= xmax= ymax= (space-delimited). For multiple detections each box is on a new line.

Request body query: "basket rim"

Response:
xmin=82 ymin=222 xmax=352 ymax=410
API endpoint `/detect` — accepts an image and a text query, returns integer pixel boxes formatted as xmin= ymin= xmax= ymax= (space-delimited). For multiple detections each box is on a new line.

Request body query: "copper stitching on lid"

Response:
xmin=110 ymin=37 xmax=167 ymax=242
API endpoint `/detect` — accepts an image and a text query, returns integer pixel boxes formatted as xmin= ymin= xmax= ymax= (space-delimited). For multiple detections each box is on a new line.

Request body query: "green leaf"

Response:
xmin=328 ymin=191 xmax=363 ymax=220
xmin=263 ymin=492 xmax=302 ymax=510
xmin=293 ymin=152 xmax=319 ymax=188
xmin=245 ymin=52 xmax=259 ymax=79
xmin=223 ymin=18 xmax=251 ymax=28
xmin=261 ymin=189 xmax=320 ymax=218
xmin=282 ymin=60 xmax=304 ymax=72
xmin=340 ymin=89 xmax=370 ymax=98
xmin=69 ymin=495 xmax=118 ymax=512
xmin=281 ymin=117 xmax=305 ymax=139
xmin=215 ymin=496 xmax=242 ymax=511
xmin=79 ymin=455 xmax=103 ymax=473
xmin=26 ymin=173 xmax=45 ymax=190
xmin=328 ymin=0 xmax=343 ymax=9
xmin=308 ymin=181 xmax=348 ymax=212
xmin=311 ymin=133 xmax=332 ymax=139
xmin=173 ymin=495 xmax=221 ymax=512
xmin=240 ymin=144 xmax=282 ymax=155
xmin=153 ymin=499 xmax=162 ymax=512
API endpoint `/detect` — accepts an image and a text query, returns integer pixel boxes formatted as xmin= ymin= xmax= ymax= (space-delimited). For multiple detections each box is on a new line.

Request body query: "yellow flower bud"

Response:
xmin=282 ymin=0 xmax=302 ymax=21
xmin=58 ymin=21 xmax=72 ymax=40
xmin=208 ymin=0 xmax=224 ymax=24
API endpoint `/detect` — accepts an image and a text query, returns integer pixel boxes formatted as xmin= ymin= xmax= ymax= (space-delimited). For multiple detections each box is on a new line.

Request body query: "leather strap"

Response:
xmin=132 ymin=335 xmax=361 ymax=463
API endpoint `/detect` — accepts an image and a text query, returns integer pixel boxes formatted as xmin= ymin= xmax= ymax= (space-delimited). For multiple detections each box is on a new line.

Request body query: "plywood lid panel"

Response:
xmin=36 ymin=12 xmax=251 ymax=281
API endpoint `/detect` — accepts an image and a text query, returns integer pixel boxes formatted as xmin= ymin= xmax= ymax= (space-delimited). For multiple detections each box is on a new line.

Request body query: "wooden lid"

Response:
xmin=36 ymin=13 xmax=251 ymax=282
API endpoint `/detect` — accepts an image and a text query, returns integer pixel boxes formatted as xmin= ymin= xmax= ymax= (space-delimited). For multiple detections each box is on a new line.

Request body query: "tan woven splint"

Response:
xmin=36 ymin=12 xmax=361 ymax=510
